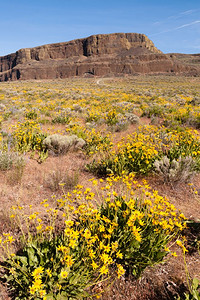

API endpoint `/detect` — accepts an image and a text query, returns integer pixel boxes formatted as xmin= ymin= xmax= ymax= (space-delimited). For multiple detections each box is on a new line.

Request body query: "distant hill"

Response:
xmin=0 ymin=33 xmax=199 ymax=81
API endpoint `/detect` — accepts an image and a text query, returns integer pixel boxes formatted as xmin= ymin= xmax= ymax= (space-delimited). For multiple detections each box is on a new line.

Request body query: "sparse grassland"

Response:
xmin=0 ymin=76 xmax=199 ymax=299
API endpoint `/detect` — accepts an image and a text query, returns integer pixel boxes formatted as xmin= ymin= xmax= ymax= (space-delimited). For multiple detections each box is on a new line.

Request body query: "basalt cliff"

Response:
xmin=0 ymin=33 xmax=199 ymax=81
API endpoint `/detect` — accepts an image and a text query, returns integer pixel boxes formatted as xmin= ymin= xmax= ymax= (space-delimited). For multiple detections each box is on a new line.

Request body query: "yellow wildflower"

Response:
xmin=60 ymin=270 xmax=68 ymax=278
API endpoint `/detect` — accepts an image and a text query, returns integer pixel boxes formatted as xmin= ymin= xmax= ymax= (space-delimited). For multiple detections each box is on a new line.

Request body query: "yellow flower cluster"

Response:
xmin=29 ymin=266 xmax=46 ymax=297
xmin=90 ymin=124 xmax=200 ymax=175
xmin=11 ymin=120 xmax=46 ymax=152
xmin=0 ymin=172 xmax=187 ymax=298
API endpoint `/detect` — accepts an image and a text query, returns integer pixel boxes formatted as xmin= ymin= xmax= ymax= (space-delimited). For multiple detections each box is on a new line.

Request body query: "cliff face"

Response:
xmin=0 ymin=33 xmax=199 ymax=81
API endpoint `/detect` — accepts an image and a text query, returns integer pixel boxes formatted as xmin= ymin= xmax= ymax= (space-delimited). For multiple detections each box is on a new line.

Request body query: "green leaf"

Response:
xmin=17 ymin=256 xmax=28 ymax=266
xmin=26 ymin=247 xmax=38 ymax=267
xmin=192 ymin=278 xmax=199 ymax=290
xmin=45 ymin=293 xmax=55 ymax=300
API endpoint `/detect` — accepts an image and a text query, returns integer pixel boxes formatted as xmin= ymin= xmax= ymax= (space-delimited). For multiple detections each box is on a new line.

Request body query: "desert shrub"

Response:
xmin=0 ymin=174 xmax=186 ymax=299
xmin=43 ymin=134 xmax=85 ymax=155
xmin=0 ymin=150 xmax=25 ymax=171
xmin=124 ymin=112 xmax=140 ymax=124
xmin=72 ymin=104 xmax=84 ymax=112
xmin=154 ymin=156 xmax=196 ymax=183
xmin=108 ymin=119 xmax=129 ymax=132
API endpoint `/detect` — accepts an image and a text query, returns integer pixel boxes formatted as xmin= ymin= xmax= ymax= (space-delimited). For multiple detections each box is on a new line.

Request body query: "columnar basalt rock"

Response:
xmin=0 ymin=33 xmax=199 ymax=81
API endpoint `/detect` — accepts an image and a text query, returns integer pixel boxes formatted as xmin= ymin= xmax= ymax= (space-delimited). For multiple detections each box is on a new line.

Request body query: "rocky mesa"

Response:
xmin=0 ymin=32 xmax=199 ymax=81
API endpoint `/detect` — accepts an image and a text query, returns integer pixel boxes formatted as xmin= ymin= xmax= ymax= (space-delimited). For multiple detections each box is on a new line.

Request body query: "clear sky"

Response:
xmin=0 ymin=0 xmax=200 ymax=56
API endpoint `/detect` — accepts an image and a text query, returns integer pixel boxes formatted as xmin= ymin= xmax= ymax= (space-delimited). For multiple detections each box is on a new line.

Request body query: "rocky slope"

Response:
xmin=0 ymin=33 xmax=199 ymax=81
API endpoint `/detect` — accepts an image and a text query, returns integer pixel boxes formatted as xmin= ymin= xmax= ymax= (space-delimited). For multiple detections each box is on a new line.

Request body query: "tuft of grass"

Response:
xmin=0 ymin=150 xmax=25 ymax=171
xmin=44 ymin=169 xmax=79 ymax=192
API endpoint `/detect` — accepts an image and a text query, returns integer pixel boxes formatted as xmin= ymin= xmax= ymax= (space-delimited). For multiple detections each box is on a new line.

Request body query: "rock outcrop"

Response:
xmin=0 ymin=33 xmax=199 ymax=81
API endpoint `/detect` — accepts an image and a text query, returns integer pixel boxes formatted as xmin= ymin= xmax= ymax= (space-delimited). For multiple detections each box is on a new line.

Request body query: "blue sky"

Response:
xmin=0 ymin=0 xmax=200 ymax=56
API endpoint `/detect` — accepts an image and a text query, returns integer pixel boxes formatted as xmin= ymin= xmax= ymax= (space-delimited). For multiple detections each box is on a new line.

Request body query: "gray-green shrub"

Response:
xmin=153 ymin=156 xmax=196 ymax=183
xmin=43 ymin=134 xmax=85 ymax=155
